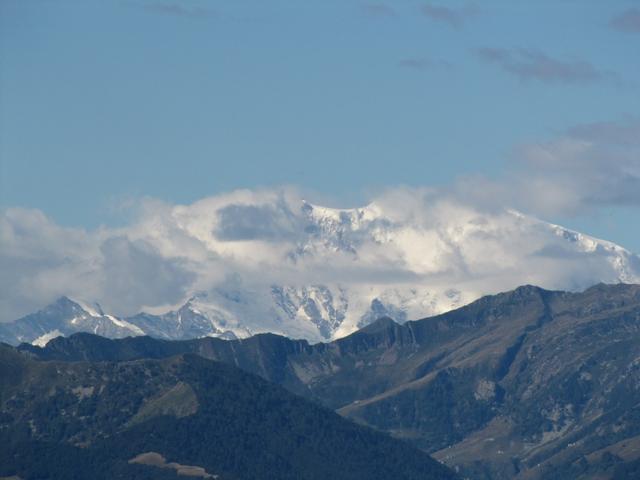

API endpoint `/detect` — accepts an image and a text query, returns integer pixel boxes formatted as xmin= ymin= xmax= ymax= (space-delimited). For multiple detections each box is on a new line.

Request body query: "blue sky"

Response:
xmin=1 ymin=0 xmax=640 ymax=250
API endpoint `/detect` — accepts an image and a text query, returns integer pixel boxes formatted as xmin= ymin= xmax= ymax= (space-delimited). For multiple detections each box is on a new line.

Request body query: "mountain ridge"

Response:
xmin=3 ymin=282 xmax=640 ymax=350
xmin=4 ymin=197 xmax=640 ymax=343
xmin=21 ymin=283 xmax=640 ymax=479
xmin=0 ymin=344 xmax=457 ymax=480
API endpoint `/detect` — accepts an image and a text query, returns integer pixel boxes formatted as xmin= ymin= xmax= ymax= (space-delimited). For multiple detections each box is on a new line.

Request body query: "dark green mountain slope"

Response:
xmin=0 ymin=345 xmax=456 ymax=480
xmin=22 ymin=283 xmax=640 ymax=479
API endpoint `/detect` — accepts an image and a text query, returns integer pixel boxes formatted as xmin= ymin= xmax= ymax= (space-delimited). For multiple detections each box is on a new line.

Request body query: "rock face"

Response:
xmin=0 ymin=344 xmax=456 ymax=480
xmin=23 ymin=283 xmax=640 ymax=479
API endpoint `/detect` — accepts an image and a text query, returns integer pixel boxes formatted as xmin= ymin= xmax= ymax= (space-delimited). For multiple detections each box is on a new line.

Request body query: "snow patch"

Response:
xmin=68 ymin=298 xmax=102 ymax=318
xmin=32 ymin=329 xmax=64 ymax=347
xmin=105 ymin=314 xmax=145 ymax=336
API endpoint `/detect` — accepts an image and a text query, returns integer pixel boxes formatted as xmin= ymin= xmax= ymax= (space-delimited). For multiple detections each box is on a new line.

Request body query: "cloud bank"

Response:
xmin=1 ymin=120 xmax=639 ymax=324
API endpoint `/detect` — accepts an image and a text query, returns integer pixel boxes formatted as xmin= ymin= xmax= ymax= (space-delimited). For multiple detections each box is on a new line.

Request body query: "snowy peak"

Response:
xmin=271 ymin=285 xmax=348 ymax=339
xmin=124 ymin=295 xmax=247 ymax=342
xmin=0 ymin=297 xmax=144 ymax=346
xmin=2 ymin=199 xmax=640 ymax=345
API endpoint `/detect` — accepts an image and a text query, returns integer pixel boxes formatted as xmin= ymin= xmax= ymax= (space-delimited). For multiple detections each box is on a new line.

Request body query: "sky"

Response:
xmin=1 ymin=1 xmax=640 ymax=321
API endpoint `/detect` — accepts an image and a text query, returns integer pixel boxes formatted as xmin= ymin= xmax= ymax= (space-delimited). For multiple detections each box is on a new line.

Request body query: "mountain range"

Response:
xmin=0 ymin=343 xmax=456 ymax=480
xmin=4 ymin=195 xmax=640 ymax=343
xmin=2 ymin=212 xmax=640 ymax=347
xmin=18 ymin=283 xmax=640 ymax=479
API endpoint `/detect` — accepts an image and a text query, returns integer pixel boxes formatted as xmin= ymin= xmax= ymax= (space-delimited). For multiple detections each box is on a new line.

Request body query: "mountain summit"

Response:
xmin=3 ymin=195 xmax=640 ymax=343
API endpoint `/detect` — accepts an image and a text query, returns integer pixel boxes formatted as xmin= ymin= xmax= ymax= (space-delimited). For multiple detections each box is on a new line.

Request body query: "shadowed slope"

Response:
xmin=22 ymin=283 xmax=640 ymax=479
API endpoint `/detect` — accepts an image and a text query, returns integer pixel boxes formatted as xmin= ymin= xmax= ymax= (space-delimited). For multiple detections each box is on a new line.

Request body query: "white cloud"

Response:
xmin=1 ymin=120 xmax=639 ymax=326
xmin=1 ymin=188 xmax=638 ymax=325
xmin=0 ymin=207 xmax=194 ymax=320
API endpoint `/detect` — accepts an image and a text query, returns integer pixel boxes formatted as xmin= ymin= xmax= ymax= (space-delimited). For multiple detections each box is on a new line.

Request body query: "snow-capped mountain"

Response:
xmin=0 ymin=297 xmax=144 ymax=346
xmin=2 ymin=195 xmax=640 ymax=346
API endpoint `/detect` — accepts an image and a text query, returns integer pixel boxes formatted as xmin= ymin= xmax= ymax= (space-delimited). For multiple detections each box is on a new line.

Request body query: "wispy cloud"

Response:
xmin=610 ymin=8 xmax=640 ymax=33
xmin=454 ymin=118 xmax=640 ymax=216
xmin=140 ymin=2 xmax=215 ymax=19
xmin=475 ymin=48 xmax=619 ymax=85
xmin=421 ymin=3 xmax=480 ymax=28
xmin=398 ymin=57 xmax=453 ymax=71
xmin=566 ymin=118 xmax=640 ymax=146
xmin=360 ymin=3 xmax=396 ymax=18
